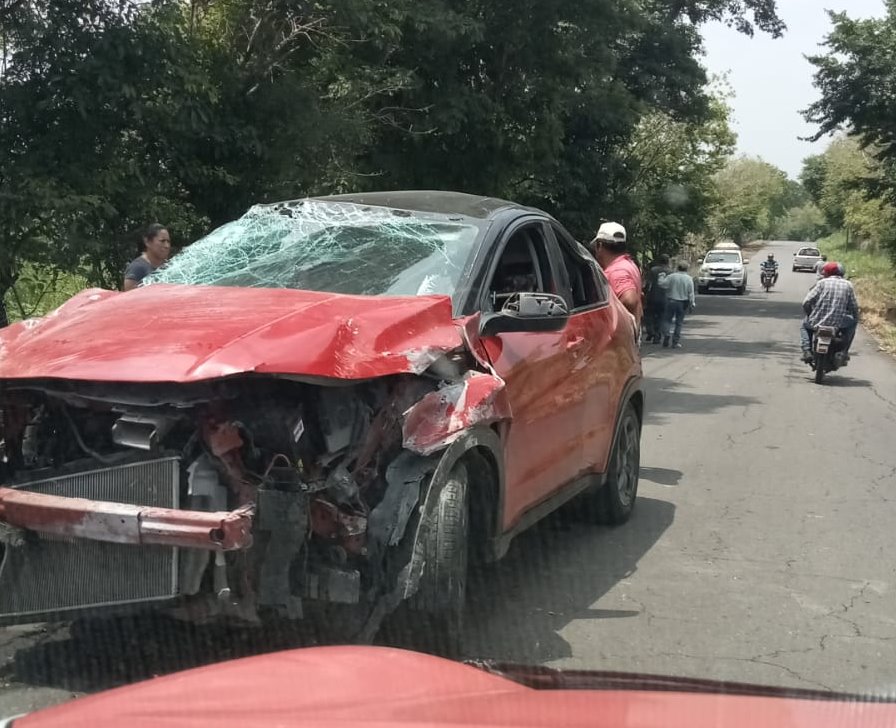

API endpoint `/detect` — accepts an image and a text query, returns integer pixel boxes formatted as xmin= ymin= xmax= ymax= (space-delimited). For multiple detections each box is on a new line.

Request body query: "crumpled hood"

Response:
xmin=0 ymin=285 xmax=464 ymax=383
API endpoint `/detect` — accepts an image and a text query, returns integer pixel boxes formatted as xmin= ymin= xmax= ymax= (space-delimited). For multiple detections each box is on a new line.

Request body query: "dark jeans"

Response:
xmin=644 ymin=298 xmax=666 ymax=340
xmin=800 ymin=316 xmax=857 ymax=354
xmin=664 ymin=299 xmax=688 ymax=343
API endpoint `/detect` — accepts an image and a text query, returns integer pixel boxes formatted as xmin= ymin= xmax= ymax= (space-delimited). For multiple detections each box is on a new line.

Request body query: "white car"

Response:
xmin=697 ymin=249 xmax=749 ymax=295
xmin=792 ymin=246 xmax=823 ymax=272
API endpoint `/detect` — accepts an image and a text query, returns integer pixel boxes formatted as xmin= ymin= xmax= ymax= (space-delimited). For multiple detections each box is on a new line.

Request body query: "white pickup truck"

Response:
xmin=696 ymin=247 xmax=749 ymax=295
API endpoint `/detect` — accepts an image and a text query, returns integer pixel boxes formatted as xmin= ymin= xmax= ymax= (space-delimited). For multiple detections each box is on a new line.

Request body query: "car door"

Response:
xmin=476 ymin=218 xmax=588 ymax=531
xmin=546 ymin=223 xmax=619 ymax=474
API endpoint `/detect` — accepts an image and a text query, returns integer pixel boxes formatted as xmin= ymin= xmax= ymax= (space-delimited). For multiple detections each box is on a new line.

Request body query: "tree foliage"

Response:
xmin=0 ymin=0 xmax=785 ymax=323
xmin=625 ymin=91 xmax=736 ymax=259
xmin=799 ymin=137 xmax=896 ymax=254
xmin=707 ymin=157 xmax=792 ymax=243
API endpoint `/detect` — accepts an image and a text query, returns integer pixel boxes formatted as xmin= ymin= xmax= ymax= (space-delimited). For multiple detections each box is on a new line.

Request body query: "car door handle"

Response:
xmin=566 ymin=336 xmax=586 ymax=350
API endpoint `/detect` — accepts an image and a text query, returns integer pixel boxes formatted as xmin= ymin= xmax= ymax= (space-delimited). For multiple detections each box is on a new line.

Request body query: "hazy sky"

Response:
xmin=701 ymin=0 xmax=885 ymax=179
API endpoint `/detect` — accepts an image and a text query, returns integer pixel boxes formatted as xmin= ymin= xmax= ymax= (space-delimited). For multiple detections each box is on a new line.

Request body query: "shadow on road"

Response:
xmin=695 ymin=295 xmax=803 ymax=323
xmin=640 ymin=466 xmax=683 ymax=486
xmin=9 ymin=498 xmax=675 ymax=692
xmin=462 ymin=496 xmax=674 ymax=663
xmin=9 ymin=614 xmax=325 ymax=694
xmin=812 ymin=377 xmax=873 ymax=389
xmin=643 ymin=377 xmax=762 ymax=425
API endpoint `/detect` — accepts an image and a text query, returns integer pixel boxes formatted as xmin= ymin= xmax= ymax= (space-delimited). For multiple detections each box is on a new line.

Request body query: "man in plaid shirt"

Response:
xmin=800 ymin=261 xmax=859 ymax=362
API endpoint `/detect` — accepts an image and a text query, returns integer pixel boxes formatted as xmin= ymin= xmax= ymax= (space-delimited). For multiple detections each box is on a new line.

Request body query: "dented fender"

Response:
xmin=401 ymin=372 xmax=511 ymax=456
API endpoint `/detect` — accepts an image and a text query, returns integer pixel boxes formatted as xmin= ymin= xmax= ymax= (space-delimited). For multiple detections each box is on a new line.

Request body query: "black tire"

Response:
xmin=814 ymin=356 xmax=825 ymax=384
xmin=792 ymin=266 xmax=797 ymax=272
xmin=592 ymin=403 xmax=641 ymax=525
xmin=403 ymin=465 xmax=469 ymax=658
xmin=697 ymin=286 xmax=708 ymax=295
xmin=737 ymin=284 xmax=746 ymax=295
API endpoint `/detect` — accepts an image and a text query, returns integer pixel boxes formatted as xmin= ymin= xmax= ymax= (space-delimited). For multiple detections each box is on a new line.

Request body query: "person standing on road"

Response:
xmin=643 ymin=254 xmax=670 ymax=343
xmin=659 ymin=261 xmax=696 ymax=349
xmin=123 ymin=224 xmax=171 ymax=291
xmin=813 ymin=255 xmax=828 ymax=280
xmin=590 ymin=222 xmax=642 ymax=325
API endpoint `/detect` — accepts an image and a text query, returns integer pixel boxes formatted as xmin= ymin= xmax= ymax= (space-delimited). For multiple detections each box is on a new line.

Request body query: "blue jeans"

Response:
xmin=801 ymin=317 xmax=857 ymax=354
xmin=664 ymin=299 xmax=688 ymax=343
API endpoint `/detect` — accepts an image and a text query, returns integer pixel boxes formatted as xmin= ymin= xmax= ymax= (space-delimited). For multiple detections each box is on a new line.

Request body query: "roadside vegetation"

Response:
xmin=797 ymin=5 xmax=896 ymax=354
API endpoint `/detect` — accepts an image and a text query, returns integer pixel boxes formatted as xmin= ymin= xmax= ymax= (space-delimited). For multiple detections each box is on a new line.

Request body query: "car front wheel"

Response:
xmin=402 ymin=464 xmax=469 ymax=658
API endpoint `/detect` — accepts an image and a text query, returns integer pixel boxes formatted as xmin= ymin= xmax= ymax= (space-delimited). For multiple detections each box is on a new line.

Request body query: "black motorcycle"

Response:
xmin=760 ymin=269 xmax=775 ymax=292
xmin=808 ymin=325 xmax=848 ymax=384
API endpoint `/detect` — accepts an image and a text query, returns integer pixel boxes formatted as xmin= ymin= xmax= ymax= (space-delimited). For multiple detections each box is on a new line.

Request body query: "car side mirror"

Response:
xmin=480 ymin=292 xmax=570 ymax=337
xmin=743 ymin=259 xmax=750 ymax=264
xmin=697 ymin=258 xmax=704 ymax=264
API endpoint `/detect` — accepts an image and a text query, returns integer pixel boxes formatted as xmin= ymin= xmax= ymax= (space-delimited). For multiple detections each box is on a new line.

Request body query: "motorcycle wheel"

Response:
xmin=814 ymin=354 xmax=826 ymax=384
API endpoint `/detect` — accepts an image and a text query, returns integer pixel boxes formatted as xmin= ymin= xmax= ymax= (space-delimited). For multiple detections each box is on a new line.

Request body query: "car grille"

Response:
xmin=0 ymin=457 xmax=182 ymax=622
xmin=708 ymin=270 xmax=732 ymax=277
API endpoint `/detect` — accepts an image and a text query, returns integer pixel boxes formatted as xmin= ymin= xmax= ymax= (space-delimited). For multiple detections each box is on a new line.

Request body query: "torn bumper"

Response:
xmin=0 ymin=487 xmax=254 ymax=551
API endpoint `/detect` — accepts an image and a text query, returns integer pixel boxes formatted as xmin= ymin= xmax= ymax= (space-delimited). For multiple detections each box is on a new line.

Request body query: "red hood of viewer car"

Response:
xmin=0 ymin=285 xmax=464 ymax=382
xmin=13 ymin=646 xmax=895 ymax=728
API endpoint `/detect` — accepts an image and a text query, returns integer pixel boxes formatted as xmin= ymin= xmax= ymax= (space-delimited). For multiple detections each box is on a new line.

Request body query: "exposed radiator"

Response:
xmin=0 ymin=457 xmax=182 ymax=622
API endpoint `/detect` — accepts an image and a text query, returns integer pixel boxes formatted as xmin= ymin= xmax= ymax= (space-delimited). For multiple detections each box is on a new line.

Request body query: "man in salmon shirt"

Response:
xmin=591 ymin=221 xmax=642 ymax=326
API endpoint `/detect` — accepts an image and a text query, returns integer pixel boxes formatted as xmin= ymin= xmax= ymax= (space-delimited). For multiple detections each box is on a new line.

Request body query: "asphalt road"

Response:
xmin=2 ymin=239 xmax=895 ymax=716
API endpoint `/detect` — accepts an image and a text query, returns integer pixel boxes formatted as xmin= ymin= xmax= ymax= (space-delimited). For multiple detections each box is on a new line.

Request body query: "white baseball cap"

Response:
xmin=595 ymin=222 xmax=627 ymax=244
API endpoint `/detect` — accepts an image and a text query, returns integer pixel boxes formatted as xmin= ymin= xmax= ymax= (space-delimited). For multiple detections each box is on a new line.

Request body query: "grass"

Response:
xmin=818 ymin=231 xmax=896 ymax=354
xmin=3 ymin=264 xmax=91 ymax=324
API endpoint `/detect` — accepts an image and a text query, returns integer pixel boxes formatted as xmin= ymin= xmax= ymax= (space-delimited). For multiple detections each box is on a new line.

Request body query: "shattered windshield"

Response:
xmin=147 ymin=200 xmax=481 ymax=297
xmin=704 ymin=252 xmax=741 ymax=264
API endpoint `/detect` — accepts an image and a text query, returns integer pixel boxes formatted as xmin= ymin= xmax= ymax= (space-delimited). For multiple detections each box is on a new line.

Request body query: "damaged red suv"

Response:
xmin=0 ymin=191 xmax=642 ymax=654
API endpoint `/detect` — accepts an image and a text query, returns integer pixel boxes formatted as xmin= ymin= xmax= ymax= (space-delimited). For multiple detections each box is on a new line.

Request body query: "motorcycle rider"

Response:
xmin=814 ymin=254 xmax=828 ymax=280
xmin=800 ymin=261 xmax=859 ymax=363
xmin=760 ymin=253 xmax=779 ymax=284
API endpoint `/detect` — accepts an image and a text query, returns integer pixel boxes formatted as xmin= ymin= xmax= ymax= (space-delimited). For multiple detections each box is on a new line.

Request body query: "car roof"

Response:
xmin=315 ymin=190 xmax=535 ymax=220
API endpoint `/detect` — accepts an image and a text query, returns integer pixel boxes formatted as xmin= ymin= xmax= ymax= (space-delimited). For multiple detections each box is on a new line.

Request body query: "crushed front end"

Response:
xmin=0 ymin=372 xmax=473 ymax=629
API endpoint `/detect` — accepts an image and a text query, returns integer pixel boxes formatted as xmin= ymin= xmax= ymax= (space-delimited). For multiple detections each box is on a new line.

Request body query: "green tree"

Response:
xmin=799 ymin=136 xmax=896 ymax=251
xmin=774 ymin=203 xmax=827 ymax=242
xmin=707 ymin=157 xmax=790 ymax=243
xmin=625 ymin=90 xmax=736 ymax=259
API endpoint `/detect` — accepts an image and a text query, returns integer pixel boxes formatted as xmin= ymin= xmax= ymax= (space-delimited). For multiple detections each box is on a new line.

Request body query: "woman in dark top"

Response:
xmin=123 ymin=223 xmax=171 ymax=291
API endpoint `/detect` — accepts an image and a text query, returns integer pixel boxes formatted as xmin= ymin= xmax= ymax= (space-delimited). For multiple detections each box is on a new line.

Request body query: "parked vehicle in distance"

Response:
xmin=0 ymin=191 xmax=643 ymax=657
xmin=697 ymin=248 xmax=749 ymax=295
xmin=793 ymin=246 xmax=823 ymax=272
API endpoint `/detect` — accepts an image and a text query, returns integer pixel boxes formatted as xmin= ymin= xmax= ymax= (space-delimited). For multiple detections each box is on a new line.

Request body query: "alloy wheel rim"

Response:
xmin=616 ymin=418 xmax=640 ymax=507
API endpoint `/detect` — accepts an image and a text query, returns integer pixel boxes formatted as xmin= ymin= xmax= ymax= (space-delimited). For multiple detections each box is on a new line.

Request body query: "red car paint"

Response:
xmin=402 ymin=371 xmax=512 ymax=456
xmin=0 ymin=260 xmax=638 ymax=562
xmin=481 ymin=299 xmax=636 ymax=530
xmin=0 ymin=285 xmax=464 ymax=382
xmin=12 ymin=646 xmax=893 ymax=728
